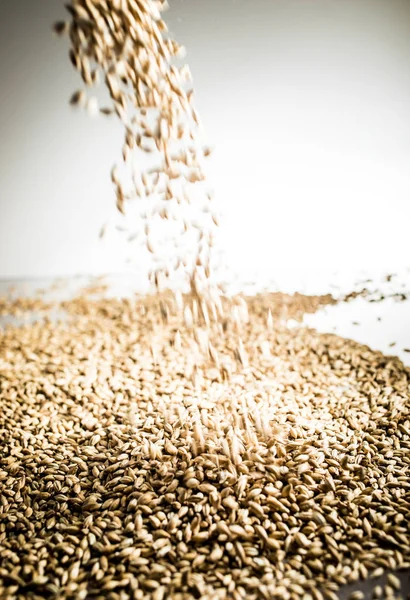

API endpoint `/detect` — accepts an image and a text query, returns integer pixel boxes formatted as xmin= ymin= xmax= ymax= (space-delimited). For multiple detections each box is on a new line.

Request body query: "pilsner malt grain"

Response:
xmin=55 ymin=0 xmax=217 ymax=291
xmin=0 ymin=290 xmax=409 ymax=600
xmin=1 ymin=2 xmax=402 ymax=599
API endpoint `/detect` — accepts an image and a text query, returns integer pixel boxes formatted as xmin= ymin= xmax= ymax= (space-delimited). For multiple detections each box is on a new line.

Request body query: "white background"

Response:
xmin=0 ymin=0 xmax=410 ymax=287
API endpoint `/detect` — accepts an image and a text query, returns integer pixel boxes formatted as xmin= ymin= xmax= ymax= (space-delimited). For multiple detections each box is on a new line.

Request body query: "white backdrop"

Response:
xmin=0 ymin=0 xmax=410 ymax=286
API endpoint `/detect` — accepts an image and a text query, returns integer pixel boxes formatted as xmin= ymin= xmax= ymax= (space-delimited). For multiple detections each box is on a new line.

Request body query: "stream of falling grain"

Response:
xmin=54 ymin=0 xmax=218 ymax=292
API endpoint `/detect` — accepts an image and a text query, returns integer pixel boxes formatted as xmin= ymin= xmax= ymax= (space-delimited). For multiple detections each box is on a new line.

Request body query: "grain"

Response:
xmin=348 ymin=592 xmax=364 ymax=600
xmin=7 ymin=1 xmax=407 ymax=599
xmin=387 ymin=573 xmax=402 ymax=590
xmin=375 ymin=579 xmax=405 ymax=600
xmin=372 ymin=585 xmax=383 ymax=599
xmin=0 ymin=289 xmax=409 ymax=599
xmin=55 ymin=0 xmax=218 ymax=291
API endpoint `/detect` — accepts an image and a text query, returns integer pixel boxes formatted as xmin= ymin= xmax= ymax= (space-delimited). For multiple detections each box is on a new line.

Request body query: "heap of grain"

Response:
xmin=0 ymin=290 xmax=409 ymax=600
xmin=54 ymin=0 xmax=217 ymax=291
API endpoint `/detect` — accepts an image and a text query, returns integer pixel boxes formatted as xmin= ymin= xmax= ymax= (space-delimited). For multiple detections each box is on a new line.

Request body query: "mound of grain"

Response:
xmin=0 ymin=291 xmax=409 ymax=600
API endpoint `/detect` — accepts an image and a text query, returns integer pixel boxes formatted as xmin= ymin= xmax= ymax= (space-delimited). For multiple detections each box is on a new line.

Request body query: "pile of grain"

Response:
xmin=54 ymin=0 xmax=217 ymax=290
xmin=0 ymin=291 xmax=409 ymax=600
